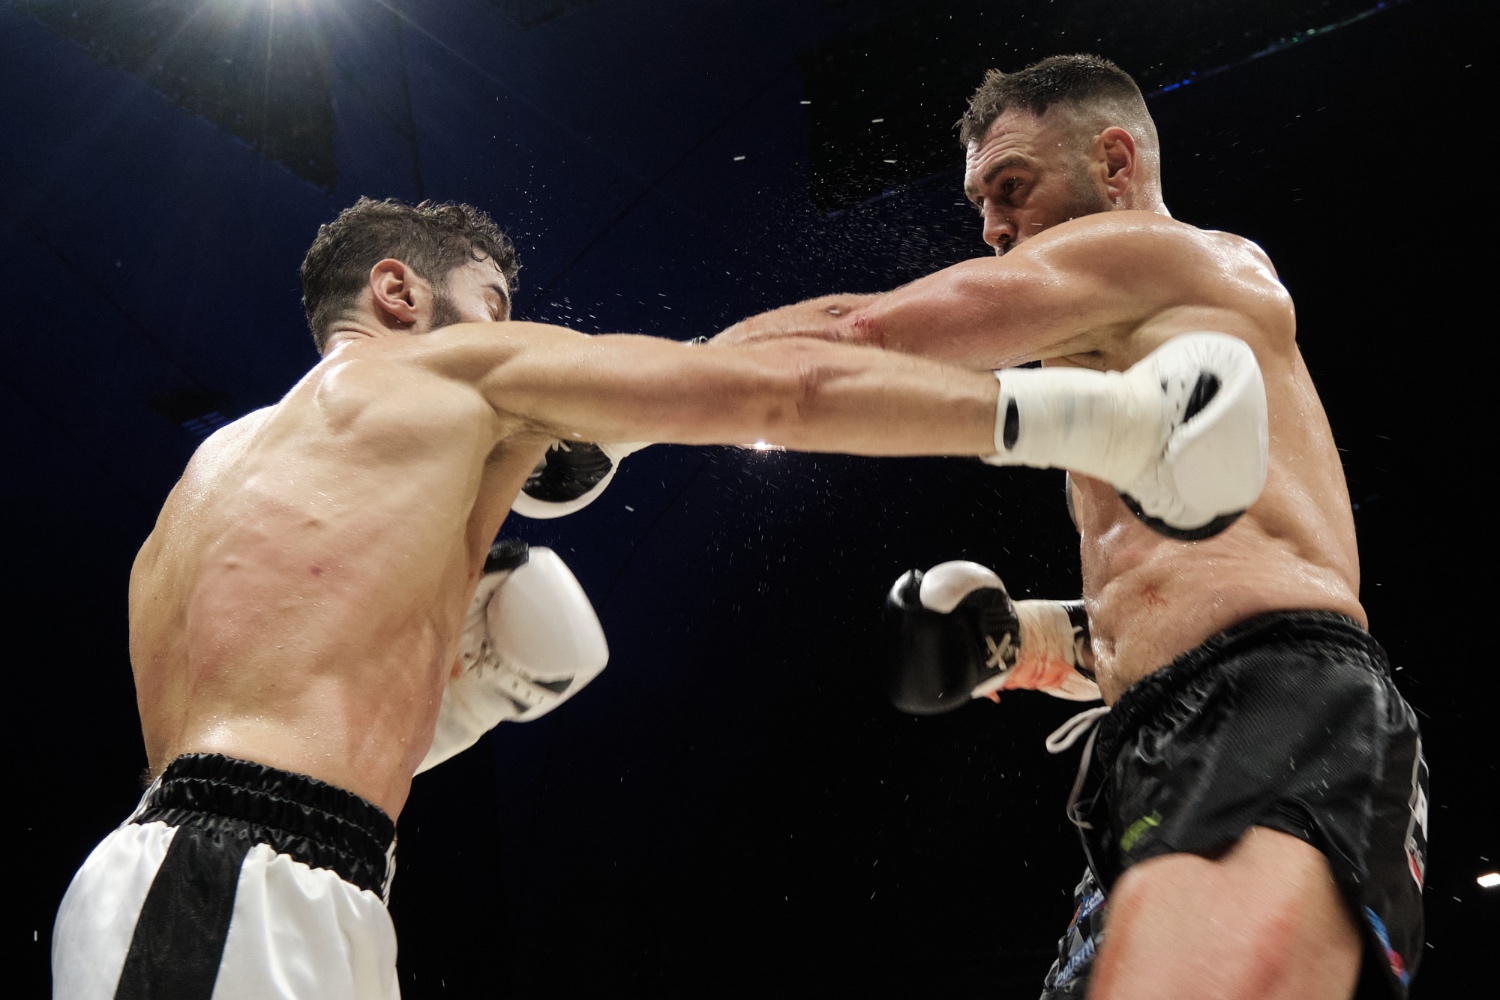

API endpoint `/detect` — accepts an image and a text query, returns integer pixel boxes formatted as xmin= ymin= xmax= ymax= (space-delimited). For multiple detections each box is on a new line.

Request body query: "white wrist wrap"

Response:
xmin=984 ymin=365 xmax=1160 ymax=485
xmin=1015 ymin=599 xmax=1078 ymax=667
xmin=1013 ymin=599 xmax=1100 ymax=702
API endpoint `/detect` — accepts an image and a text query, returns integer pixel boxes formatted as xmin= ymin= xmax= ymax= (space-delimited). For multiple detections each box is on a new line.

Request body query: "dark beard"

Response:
xmin=428 ymin=288 xmax=466 ymax=331
xmin=1062 ymin=170 xmax=1113 ymax=223
xmin=999 ymin=171 xmax=1112 ymax=255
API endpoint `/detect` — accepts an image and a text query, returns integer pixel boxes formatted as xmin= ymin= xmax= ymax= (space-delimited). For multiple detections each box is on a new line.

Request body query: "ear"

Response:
xmin=368 ymin=258 xmax=426 ymax=327
xmin=1091 ymin=126 xmax=1138 ymax=206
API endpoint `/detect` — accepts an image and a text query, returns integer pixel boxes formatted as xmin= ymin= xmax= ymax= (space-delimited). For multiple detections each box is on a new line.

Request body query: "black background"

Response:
xmin=3 ymin=0 xmax=1489 ymax=995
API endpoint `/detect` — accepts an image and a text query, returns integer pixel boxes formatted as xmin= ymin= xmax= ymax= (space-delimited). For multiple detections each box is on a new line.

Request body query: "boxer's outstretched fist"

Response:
xmin=883 ymin=560 xmax=1099 ymax=715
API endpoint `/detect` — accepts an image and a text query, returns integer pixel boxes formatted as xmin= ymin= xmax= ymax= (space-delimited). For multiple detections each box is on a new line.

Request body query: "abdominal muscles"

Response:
xmin=1073 ymin=473 xmax=1363 ymax=704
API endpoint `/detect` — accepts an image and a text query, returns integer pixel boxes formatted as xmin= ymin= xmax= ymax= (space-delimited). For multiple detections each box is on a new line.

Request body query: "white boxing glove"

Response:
xmin=510 ymin=441 xmax=649 ymax=519
xmin=984 ymin=332 xmax=1268 ymax=539
xmin=417 ymin=541 xmax=609 ymax=774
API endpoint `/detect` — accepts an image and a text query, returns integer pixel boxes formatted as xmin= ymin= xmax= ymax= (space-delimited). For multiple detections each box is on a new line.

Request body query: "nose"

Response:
xmin=981 ymin=204 xmax=1015 ymax=254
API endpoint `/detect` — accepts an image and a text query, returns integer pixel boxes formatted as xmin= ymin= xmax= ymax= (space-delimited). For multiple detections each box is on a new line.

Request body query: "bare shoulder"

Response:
xmin=310 ymin=336 xmax=504 ymax=433
xmin=383 ymin=320 xmax=593 ymax=379
xmin=175 ymin=406 xmax=274 ymax=484
xmin=1024 ymin=212 xmax=1269 ymax=279
xmin=1038 ymin=213 xmax=1291 ymax=338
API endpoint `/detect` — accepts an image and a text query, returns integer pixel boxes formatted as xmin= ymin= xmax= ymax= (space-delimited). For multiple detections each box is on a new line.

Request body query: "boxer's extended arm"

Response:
xmin=716 ymin=213 xmax=1273 ymax=368
xmin=410 ymin=320 xmax=1000 ymax=458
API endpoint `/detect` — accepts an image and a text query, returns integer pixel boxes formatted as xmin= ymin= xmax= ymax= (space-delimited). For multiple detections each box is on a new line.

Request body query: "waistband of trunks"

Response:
xmin=1096 ymin=610 xmax=1388 ymax=766
xmin=133 ymin=753 xmax=396 ymax=898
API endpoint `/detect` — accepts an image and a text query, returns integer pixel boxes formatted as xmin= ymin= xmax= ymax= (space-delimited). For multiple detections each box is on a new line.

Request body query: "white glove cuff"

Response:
xmin=984 ymin=366 xmax=1160 ymax=486
xmin=599 ymin=441 xmax=650 ymax=463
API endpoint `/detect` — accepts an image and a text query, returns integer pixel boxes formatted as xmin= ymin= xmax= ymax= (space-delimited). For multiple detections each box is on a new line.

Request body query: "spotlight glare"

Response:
xmin=1479 ymin=872 xmax=1500 ymax=888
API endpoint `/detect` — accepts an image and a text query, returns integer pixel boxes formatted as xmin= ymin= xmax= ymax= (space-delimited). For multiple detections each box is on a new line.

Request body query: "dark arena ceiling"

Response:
xmin=3 ymin=0 xmax=1488 ymax=995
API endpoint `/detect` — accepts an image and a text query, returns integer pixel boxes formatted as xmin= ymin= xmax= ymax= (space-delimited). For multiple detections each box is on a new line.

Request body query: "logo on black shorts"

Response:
xmin=1404 ymin=741 xmax=1429 ymax=888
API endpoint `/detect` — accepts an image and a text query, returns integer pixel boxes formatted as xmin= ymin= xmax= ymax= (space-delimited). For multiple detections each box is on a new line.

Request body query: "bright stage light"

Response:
xmin=1479 ymin=872 xmax=1500 ymax=889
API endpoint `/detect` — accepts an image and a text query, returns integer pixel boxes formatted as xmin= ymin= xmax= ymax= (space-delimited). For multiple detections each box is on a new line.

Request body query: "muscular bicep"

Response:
xmin=847 ymin=213 xmax=1233 ymax=368
xmin=849 ymin=255 xmax=1117 ymax=366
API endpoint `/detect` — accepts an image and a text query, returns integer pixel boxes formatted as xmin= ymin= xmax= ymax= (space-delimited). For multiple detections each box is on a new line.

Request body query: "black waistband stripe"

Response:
xmin=134 ymin=754 xmax=396 ymax=897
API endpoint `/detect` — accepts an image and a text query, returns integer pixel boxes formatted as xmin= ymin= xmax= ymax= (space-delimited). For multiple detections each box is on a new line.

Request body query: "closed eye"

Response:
xmin=484 ymin=281 xmax=512 ymax=321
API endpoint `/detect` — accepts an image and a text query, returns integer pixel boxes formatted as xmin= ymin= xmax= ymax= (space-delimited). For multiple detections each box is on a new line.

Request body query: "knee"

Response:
xmin=1094 ymin=833 xmax=1360 ymax=1000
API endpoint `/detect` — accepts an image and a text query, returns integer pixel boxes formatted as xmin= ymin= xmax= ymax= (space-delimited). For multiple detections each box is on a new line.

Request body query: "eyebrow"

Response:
xmin=965 ymin=154 xmax=1032 ymax=202
xmin=485 ymin=281 xmax=512 ymax=318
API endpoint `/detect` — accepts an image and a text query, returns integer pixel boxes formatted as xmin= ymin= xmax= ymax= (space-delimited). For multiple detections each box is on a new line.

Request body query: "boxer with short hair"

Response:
xmin=52 ymin=195 xmax=1251 ymax=998
xmin=717 ymin=54 xmax=1424 ymax=1000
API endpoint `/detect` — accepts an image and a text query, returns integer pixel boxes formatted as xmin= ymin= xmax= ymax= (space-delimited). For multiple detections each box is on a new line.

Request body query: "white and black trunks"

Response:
xmin=53 ymin=753 xmax=400 ymax=1000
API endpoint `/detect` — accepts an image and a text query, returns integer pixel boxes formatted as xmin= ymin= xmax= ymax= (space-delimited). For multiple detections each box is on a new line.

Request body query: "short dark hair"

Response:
xmin=300 ymin=197 xmax=520 ymax=353
xmin=958 ymin=54 xmax=1148 ymax=148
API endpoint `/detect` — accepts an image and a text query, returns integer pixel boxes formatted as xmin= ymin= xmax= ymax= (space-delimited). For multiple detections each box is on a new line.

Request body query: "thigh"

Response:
xmin=53 ymin=822 xmax=179 ymax=1000
xmin=212 ymin=843 xmax=400 ymax=1000
xmin=1089 ymin=826 xmax=1360 ymax=1000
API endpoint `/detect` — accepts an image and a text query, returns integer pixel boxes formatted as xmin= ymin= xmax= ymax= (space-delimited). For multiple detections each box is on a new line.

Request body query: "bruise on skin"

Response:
xmin=1140 ymin=584 xmax=1168 ymax=609
xmin=310 ymin=565 xmax=323 ymax=577
xmin=848 ymin=310 xmax=884 ymax=347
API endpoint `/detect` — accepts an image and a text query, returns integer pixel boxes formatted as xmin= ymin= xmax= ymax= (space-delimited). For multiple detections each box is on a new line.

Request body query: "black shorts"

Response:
xmin=1041 ymin=611 xmax=1427 ymax=999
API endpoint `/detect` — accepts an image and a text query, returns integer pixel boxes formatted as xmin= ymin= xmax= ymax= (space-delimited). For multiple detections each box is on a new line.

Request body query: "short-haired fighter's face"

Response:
xmin=430 ymin=256 xmax=513 ymax=330
xmin=963 ymin=107 xmax=1111 ymax=255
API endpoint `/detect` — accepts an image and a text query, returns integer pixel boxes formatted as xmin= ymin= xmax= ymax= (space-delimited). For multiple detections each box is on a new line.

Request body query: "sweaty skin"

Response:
xmin=717 ymin=107 xmax=1361 ymax=703
xmin=129 ymin=257 xmax=1001 ymax=819
xmin=716 ymin=103 xmax=1367 ymax=999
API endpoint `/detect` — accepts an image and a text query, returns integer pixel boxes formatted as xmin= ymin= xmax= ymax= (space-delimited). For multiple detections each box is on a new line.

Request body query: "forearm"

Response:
xmin=731 ymin=340 xmax=999 ymax=457
xmin=486 ymin=332 xmax=999 ymax=458
xmin=714 ymin=294 xmax=880 ymax=346
xmin=411 ymin=321 xmax=999 ymax=458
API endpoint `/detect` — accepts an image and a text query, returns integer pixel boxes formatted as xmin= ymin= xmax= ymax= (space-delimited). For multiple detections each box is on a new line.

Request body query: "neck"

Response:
xmin=1119 ymin=184 xmax=1167 ymax=214
xmin=323 ymin=314 xmax=410 ymax=354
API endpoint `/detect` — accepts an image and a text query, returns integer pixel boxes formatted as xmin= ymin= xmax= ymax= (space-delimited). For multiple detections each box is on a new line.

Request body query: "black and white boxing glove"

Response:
xmin=510 ymin=338 xmax=713 ymax=519
xmin=883 ymin=560 xmax=1099 ymax=715
xmin=416 ymin=540 xmax=609 ymax=773
xmin=510 ymin=440 xmax=649 ymax=519
xmin=984 ymin=332 xmax=1268 ymax=540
